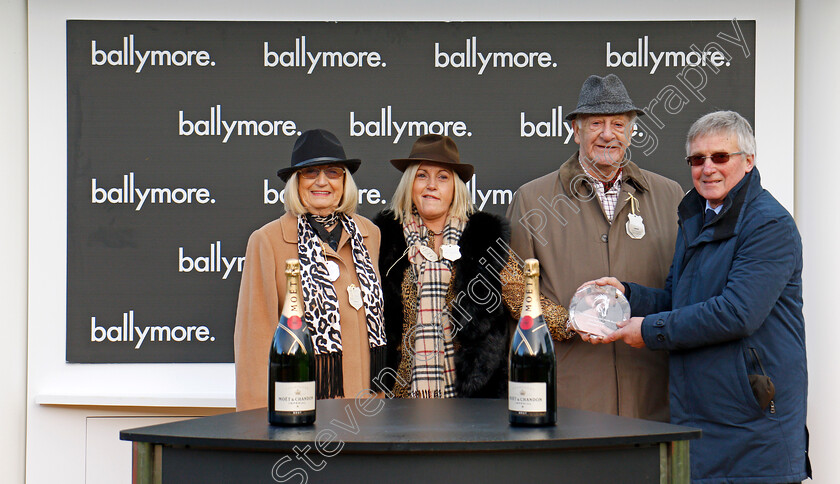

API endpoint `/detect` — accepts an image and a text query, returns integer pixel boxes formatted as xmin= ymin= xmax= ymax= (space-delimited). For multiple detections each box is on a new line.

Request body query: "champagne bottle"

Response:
xmin=509 ymin=258 xmax=557 ymax=426
xmin=268 ymin=259 xmax=316 ymax=426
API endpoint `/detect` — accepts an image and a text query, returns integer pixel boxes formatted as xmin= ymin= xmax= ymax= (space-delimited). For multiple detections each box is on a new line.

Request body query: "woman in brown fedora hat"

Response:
xmin=373 ymin=134 xmax=570 ymax=398
xmin=234 ymin=129 xmax=386 ymax=411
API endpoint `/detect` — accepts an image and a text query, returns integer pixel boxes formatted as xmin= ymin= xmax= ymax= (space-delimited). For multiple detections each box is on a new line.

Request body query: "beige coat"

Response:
xmin=234 ymin=211 xmax=381 ymax=411
xmin=507 ymin=153 xmax=683 ymax=422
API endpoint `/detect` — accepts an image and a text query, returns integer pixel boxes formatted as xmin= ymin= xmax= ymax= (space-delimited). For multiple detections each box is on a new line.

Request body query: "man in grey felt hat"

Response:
xmin=506 ymin=73 xmax=683 ymax=422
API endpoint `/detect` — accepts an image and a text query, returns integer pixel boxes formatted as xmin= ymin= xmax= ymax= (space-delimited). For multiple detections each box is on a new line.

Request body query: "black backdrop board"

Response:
xmin=67 ymin=20 xmax=755 ymax=362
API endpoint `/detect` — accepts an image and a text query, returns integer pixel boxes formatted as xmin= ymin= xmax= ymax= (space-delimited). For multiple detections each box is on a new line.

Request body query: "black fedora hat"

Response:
xmin=277 ymin=129 xmax=361 ymax=182
xmin=390 ymin=134 xmax=474 ymax=182
xmin=564 ymin=74 xmax=646 ymax=121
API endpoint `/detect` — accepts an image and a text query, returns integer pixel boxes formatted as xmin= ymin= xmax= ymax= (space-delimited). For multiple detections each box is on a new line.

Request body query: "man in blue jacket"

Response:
xmin=588 ymin=111 xmax=809 ymax=483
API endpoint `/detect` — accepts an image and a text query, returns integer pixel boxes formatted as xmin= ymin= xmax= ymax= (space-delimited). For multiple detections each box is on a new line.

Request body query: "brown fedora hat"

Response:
xmin=390 ymin=134 xmax=474 ymax=182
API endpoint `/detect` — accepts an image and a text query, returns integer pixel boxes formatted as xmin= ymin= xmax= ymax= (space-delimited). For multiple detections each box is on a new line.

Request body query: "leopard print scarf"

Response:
xmin=297 ymin=214 xmax=386 ymax=398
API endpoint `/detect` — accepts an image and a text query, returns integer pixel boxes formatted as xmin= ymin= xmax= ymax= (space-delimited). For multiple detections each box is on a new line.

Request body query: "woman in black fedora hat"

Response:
xmin=373 ymin=134 xmax=570 ymax=398
xmin=234 ymin=129 xmax=385 ymax=410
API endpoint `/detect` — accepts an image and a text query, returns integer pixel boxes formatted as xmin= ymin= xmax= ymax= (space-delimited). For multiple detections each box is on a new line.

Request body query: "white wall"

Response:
xmin=15 ymin=0 xmax=837 ymax=483
xmin=796 ymin=1 xmax=840 ymax=482
xmin=1 ymin=0 xmax=28 ymax=483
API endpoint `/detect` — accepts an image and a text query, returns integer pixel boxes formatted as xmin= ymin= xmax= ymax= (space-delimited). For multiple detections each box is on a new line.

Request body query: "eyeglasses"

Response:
xmin=298 ymin=166 xmax=345 ymax=179
xmin=685 ymin=152 xmax=745 ymax=167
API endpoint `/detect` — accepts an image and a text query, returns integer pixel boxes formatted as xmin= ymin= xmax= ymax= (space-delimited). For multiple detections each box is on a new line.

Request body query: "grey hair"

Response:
xmin=574 ymin=112 xmax=637 ymax=131
xmin=686 ymin=111 xmax=756 ymax=156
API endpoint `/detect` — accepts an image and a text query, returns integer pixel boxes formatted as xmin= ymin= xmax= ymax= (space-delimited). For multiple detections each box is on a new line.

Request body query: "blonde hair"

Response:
xmin=283 ymin=169 xmax=359 ymax=216
xmin=389 ymin=162 xmax=474 ymax=224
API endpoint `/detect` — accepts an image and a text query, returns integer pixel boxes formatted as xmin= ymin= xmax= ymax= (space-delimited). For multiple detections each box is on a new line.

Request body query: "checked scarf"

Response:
xmin=402 ymin=214 xmax=465 ymax=398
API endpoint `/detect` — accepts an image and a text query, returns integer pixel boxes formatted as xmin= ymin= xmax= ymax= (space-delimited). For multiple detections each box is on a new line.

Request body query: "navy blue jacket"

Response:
xmin=627 ymin=169 xmax=808 ymax=483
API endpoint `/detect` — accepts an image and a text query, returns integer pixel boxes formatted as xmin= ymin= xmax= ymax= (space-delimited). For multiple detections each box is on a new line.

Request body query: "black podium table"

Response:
xmin=121 ymin=398 xmax=699 ymax=484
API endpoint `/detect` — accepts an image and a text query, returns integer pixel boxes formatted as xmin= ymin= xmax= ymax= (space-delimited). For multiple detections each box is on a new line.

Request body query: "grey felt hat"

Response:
xmin=564 ymin=74 xmax=646 ymax=121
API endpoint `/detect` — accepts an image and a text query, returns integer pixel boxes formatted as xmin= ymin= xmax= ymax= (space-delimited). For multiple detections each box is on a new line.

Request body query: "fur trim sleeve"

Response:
xmin=372 ymin=210 xmax=409 ymax=391
xmin=451 ymin=212 xmax=513 ymax=397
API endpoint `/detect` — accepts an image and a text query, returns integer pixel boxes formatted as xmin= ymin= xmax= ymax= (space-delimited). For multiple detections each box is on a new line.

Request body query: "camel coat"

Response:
xmin=234 ymin=211 xmax=381 ymax=411
xmin=507 ymin=153 xmax=683 ymax=421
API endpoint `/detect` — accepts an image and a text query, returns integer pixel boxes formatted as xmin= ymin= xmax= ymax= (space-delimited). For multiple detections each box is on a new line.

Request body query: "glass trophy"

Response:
xmin=568 ymin=284 xmax=630 ymax=338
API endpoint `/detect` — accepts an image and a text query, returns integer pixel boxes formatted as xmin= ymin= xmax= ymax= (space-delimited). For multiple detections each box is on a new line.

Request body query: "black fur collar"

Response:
xmin=373 ymin=210 xmax=512 ymax=397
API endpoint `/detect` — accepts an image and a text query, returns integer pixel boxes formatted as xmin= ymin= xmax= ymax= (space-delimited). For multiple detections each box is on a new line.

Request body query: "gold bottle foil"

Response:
xmin=521 ymin=258 xmax=542 ymax=319
xmin=283 ymin=258 xmax=304 ymax=317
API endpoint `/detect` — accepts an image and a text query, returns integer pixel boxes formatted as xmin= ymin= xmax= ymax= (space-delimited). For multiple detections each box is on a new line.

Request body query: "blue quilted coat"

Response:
xmin=627 ymin=169 xmax=809 ymax=483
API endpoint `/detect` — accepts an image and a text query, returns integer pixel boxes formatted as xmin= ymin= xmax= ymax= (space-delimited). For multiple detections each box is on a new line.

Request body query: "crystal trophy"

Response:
xmin=568 ymin=284 xmax=630 ymax=338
